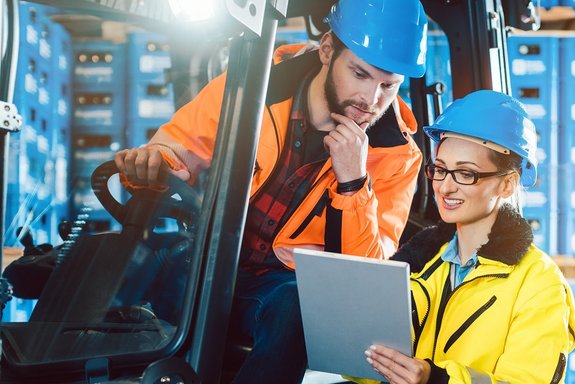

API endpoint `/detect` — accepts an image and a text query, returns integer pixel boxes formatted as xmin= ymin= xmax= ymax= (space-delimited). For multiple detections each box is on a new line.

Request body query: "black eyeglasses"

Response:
xmin=424 ymin=164 xmax=509 ymax=185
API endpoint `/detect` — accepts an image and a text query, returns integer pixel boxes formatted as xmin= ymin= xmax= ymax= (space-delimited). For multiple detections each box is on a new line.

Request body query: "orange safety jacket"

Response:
xmin=147 ymin=44 xmax=422 ymax=267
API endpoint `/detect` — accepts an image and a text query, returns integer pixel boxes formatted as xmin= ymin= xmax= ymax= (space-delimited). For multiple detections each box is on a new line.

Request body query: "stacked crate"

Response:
xmin=538 ymin=0 xmax=575 ymax=6
xmin=71 ymin=40 xmax=127 ymax=231
xmin=559 ymin=35 xmax=575 ymax=255
xmin=6 ymin=3 xmax=60 ymax=247
xmin=125 ymin=31 xmax=176 ymax=232
xmin=540 ymin=0 xmax=560 ymax=7
xmin=508 ymin=34 xmax=560 ymax=255
xmin=49 ymin=21 xmax=72 ymax=244
xmin=3 ymin=1 xmax=73 ymax=322
xmin=126 ymin=31 xmax=174 ymax=148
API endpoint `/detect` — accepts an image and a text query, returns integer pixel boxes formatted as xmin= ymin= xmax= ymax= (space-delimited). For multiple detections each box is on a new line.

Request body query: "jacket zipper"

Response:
xmin=432 ymin=272 xmax=509 ymax=359
xmin=551 ymin=353 xmax=567 ymax=384
xmin=443 ymin=295 xmax=497 ymax=353
xmin=249 ymin=104 xmax=283 ymax=201
xmin=288 ymin=169 xmax=332 ymax=239
xmin=410 ymin=278 xmax=431 ymax=356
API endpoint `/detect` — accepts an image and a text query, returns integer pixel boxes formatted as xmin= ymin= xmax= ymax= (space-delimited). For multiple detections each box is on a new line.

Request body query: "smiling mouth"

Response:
xmin=443 ymin=197 xmax=464 ymax=206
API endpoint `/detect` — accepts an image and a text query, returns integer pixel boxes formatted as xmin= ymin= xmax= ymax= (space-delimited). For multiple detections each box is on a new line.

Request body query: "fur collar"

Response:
xmin=392 ymin=204 xmax=533 ymax=273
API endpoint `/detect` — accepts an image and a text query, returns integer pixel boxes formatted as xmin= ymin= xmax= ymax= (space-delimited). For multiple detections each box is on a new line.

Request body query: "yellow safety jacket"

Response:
xmin=355 ymin=204 xmax=575 ymax=383
xmin=147 ymin=44 xmax=422 ymax=267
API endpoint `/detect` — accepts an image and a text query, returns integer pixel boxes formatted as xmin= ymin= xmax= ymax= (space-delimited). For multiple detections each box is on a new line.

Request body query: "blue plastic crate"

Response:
xmin=69 ymin=177 xmax=123 ymax=232
xmin=558 ymin=165 xmax=575 ymax=254
xmin=72 ymin=89 xmax=126 ymax=129
xmin=127 ymin=31 xmax=172 ymax=82
xmin=508 ymin=35 xmax=560 ymax=126
xmin=127 ymin=81 xmax=174 ymax=122
xmin=7 ymin=121 xmax=53 ymax=193
xmin=51 ymin=137 xmax=70 ymax=236
xmin=568 ymin=354 xmax=575 ymax=384
xmin=72 ymin=40 xmax=127 ymax=90
xmin=36 ymin=60 xmax=52 ymax=109
xmin=18 ymin=2 xmax=43 ymax=50
xmin=558 ymin=36 xmax=575 ymax=254
xmin=533 ymin=120 xmax=559 ymax=167
xmin=558 ymin=201 xmax=575 ymax=255
xmin=50 ymin=22 xmax=73 ymax=124
xmin=523 ymin=204 xmax=558 ymax=256
xmin=3 ymin=188 xmax=53 ymax=247
xmin=510 ymin=78 xmax=558 ymax=122
xmin=539 ymin=0 xmax=560 ymax=7
xmin=71 ymin=145 xmax=119 ymax=178
xmin=523 ymin=163 xmax=558 ymax=207
xmin=71 ymin=177 xmax=120 ymax=212
xmin=13 ymin=49 xmax=39 ymax=105
xmin=559 ymin=36 xmax=575 ymax=156
xmin=126 ymin=121 xmax=161 ymax=148
xmin=13 ymin=55 xmax=52 ymax=116
xmin=1 ymin=298 xmax=38 ymax=322
xmin=36 ymin=10 xmax=52 ymax=63
xmin=72 ymin=131 xmax=123 ymax=148
xmin=13 ymin=46 xmax=44 ymax=109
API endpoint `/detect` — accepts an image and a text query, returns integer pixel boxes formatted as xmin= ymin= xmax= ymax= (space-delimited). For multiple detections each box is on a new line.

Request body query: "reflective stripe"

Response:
xmin=467 ymin=367 xmax=509 ymax=384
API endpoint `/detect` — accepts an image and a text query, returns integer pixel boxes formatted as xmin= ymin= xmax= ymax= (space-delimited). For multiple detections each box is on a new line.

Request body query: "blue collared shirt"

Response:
xmin=440 ymin=234 xmax=478 ymax=289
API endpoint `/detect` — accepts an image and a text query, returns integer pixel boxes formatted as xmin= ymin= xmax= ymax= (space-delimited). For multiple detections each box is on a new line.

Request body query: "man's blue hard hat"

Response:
xmin=424 ymin=90 xmax=538 ymax=187
xmin=325 ymin=0 xmax=428 ymax=78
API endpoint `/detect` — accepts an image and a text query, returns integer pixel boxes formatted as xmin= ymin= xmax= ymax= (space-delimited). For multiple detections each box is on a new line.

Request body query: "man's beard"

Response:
xmin=324 ymin=64 xmax=387 ymax=130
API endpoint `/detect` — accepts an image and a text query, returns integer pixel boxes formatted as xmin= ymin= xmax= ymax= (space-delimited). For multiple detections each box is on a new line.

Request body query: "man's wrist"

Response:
xmin=337 ymin=175 xmax=368 ymax=194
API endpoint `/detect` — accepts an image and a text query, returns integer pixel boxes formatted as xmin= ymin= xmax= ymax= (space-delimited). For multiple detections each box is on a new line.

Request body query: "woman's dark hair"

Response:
xmin=487 ymin=148 xmax=523 ymax=176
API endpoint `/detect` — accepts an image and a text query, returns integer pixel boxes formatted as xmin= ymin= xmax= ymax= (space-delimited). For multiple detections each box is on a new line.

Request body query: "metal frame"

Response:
xmin=405 ymin=0 xmax=514 ymax=237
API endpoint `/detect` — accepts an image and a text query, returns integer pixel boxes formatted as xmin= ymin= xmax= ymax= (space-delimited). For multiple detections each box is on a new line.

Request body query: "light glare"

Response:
xmin=168 ymin=0 xmax=216 ymax=21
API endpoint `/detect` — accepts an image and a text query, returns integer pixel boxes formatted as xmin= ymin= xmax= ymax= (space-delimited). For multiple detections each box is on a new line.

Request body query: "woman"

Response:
xmin=359 ymin=90 xmax=575 ymax=383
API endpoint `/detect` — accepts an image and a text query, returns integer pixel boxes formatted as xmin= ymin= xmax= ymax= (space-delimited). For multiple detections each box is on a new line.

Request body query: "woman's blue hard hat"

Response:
xmin=424 ymin=90 xmax=538 ymax=187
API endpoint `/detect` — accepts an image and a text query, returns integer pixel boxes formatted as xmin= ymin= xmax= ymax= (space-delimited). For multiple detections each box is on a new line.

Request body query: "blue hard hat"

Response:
xmin=424 ymin=90 xmax=538 ymax=187
xmin=325 ymin=0 xmax=428 ymax=78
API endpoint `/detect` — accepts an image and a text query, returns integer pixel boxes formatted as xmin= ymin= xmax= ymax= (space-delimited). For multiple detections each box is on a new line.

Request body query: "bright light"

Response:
xmin=168 ymin=0 xmax=217 ymax=21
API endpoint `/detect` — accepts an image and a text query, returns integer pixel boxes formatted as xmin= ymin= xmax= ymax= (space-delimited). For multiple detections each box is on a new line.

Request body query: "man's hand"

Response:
xmin=114 ymin=147 xmax=190 ymax=184
xmin=365 ymin=345 xmax=431 ymax=384
xmin=323 ymin=113 xmax=369 ymax=183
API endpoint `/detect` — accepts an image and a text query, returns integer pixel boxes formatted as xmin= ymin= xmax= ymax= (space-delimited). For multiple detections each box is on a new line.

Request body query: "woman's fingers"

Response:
xmin=365 ymin=345 xmax=430 ymax=384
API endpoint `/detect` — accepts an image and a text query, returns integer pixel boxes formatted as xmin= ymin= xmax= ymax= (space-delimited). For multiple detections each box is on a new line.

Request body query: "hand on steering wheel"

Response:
xmin=91 ymin=161 xmax=202 ymax=229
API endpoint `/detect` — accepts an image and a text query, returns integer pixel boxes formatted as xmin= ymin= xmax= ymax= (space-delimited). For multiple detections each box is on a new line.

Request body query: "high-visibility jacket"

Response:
xmin=148 ymin=44 xmax=422 ymax=267
xmin=394 ymin=204 xmax=575 ymax=383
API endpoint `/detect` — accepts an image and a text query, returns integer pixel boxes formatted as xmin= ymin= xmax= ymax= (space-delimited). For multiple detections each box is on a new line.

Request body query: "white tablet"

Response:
xmin=294 ymin=248 xmax=412 ymax=381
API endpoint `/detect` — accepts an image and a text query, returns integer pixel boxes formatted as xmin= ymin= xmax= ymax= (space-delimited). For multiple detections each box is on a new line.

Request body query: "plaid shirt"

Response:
xmin=240 ymin=77 xmax=328 ymax=273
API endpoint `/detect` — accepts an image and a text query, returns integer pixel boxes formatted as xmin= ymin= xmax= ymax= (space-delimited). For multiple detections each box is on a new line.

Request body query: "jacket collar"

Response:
xmin=392 ymin=204 xmax=533 ymax=272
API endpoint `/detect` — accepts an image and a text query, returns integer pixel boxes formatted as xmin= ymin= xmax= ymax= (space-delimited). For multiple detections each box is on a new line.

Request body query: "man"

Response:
xmin=115 ymin=0 xmax=427 ymax=382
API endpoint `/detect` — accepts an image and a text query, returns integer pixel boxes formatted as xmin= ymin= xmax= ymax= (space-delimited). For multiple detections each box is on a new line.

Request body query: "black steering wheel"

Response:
xmin=91 ymin=160 xmax=202 ymax=228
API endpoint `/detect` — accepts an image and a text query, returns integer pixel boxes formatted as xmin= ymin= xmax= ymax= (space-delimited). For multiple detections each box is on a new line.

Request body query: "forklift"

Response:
xmin=0 ymin=0 xmax=540 ymax=383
